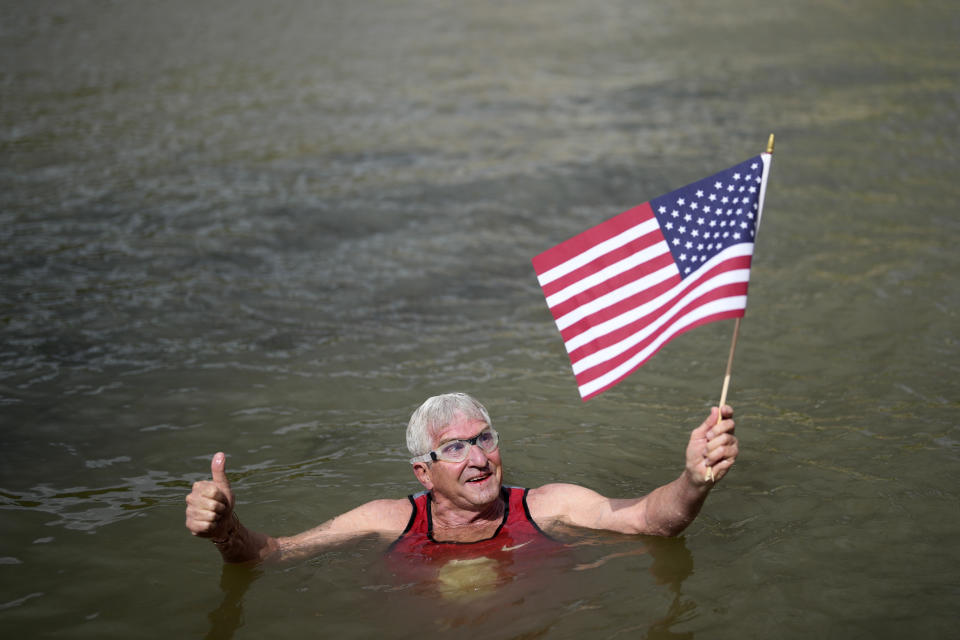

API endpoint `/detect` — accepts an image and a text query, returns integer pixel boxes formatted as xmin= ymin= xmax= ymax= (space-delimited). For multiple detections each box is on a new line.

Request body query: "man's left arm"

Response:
xmin=527 ymin=405 xmax=738 ymax=537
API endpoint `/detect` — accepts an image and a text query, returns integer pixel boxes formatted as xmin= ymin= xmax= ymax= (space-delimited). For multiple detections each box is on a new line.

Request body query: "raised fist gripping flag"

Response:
xmin=533 ymin=153 xmax=772 ymax=401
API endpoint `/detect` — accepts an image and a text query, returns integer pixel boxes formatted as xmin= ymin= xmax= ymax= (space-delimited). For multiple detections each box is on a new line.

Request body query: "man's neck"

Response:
xmin=429 ymin=490 xmax=505 ymax=531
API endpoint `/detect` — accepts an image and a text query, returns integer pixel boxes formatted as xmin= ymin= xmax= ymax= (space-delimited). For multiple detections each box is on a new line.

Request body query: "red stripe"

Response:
xmin=577 ymin=307 xmax=745 ymax=401
xmin=531 ymin=203 xmax=654 ymax=276
xmin=557 ymin=270 xmax=681 ymax=341
xmin=568 ymin=281 xmax=750 ymax=376
xmin=539 ymin=226 xmax=665 ymax=300
xmin=547 ymin=252 xmax=677 ymax=321
xmin=559 ymin=255 xmax=753 ymax=346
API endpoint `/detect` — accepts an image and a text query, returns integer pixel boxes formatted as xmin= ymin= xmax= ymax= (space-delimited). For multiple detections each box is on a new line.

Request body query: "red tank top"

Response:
xmin=388 ymin=486 xmax=558 ymax=563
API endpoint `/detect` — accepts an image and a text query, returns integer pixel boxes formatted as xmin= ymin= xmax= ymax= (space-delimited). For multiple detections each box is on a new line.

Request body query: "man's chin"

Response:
xmin=462 ymin=474 xmax=501 ymax=501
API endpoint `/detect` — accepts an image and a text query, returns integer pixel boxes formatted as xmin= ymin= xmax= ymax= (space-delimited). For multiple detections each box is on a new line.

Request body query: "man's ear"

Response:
xmin=412 ymin=462 xmax=433 ymax=490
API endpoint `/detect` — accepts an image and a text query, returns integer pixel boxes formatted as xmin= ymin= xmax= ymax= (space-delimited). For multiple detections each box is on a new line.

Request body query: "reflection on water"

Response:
xmin=203 ymin=534 xmax=697 ymax=639
xmin=205 ymin=565 xmax=261 ymax=640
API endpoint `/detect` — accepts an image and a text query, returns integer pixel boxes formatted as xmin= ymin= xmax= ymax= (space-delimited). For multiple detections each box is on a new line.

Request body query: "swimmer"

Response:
xmin=185 ymin=392 xmax=737 ymax=564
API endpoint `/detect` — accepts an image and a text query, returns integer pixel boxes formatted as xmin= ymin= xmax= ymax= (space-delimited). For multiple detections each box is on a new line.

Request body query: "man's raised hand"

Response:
xmin=685 ymin=406 xmax=738 ymax=486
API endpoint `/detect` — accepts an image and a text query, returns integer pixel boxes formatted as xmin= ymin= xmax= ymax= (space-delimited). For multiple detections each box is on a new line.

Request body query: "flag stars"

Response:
xmin=647 ymin=157 xmax=764 ymax=282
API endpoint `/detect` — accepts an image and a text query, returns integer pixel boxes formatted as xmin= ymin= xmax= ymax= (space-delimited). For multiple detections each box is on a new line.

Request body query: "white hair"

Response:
xmin=406 ymin=392 xmax=492 ymax=459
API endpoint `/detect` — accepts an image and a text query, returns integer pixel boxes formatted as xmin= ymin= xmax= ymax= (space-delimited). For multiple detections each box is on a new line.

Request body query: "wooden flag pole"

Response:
xmin=705 ymin=133 xmax=774 ymax=483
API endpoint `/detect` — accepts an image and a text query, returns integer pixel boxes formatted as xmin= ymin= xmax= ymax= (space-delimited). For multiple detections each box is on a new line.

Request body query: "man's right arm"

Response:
xmin=525 ymin=405 xmax=737 ymax=538
xmin=184 ymin=452 xmax=412 ymax=564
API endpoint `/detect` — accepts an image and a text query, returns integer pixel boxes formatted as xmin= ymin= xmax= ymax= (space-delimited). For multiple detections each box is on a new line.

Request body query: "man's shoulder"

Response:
xmin=526 ymin=483 xmax=600 ymax=518
xmin=528 ymin=482 xmax=595 ymax=498
xmin=338 ymin=497 xmax=414 ymax=533
xmin=361 ymin=497 xmax=415 ymax=518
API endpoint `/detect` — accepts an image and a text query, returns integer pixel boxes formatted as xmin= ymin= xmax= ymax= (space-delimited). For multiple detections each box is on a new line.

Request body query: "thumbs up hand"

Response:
xmin=185 ymin=452 xmax=237 ymax=540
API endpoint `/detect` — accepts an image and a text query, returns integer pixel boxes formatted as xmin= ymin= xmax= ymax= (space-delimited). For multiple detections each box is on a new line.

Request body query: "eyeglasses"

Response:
xmin=409 ymin=428 xmax=500 ymax=464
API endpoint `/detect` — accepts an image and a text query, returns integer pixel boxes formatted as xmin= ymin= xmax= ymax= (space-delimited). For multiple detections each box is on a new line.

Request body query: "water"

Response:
xmin=2 ymin=0 xmax=958 ymax=637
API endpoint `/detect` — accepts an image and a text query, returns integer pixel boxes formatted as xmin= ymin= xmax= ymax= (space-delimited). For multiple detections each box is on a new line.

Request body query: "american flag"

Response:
xmin=533 ymin=153 xmax=772 ymax=400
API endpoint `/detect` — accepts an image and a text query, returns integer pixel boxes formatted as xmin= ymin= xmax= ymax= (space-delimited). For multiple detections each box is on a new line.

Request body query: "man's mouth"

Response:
xmin=465 ymin=473 xmax=491 ymax=484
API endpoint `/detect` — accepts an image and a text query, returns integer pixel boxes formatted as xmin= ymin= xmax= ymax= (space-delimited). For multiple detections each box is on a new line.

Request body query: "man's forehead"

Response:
xmin=432 ymin=413 xmax=488 ymax=443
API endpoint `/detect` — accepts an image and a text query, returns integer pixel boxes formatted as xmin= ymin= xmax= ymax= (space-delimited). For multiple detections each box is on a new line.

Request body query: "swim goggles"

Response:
xmin=409 ymin=427 xmax=500 ymax=464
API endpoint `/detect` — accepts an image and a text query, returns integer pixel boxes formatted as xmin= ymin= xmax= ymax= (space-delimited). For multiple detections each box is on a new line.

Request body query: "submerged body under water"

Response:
xmin=205 ymin=526 xmax=693 ymax=638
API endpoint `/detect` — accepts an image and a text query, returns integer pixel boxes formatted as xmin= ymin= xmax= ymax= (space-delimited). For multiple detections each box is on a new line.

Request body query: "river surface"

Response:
xmin=2 ymin=1 xmax=958 ymax=638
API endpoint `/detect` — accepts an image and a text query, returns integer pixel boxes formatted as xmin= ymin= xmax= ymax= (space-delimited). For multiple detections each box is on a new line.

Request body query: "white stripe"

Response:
xmin=545 ymin=240 xmax=671 ymax=309
xmin=569 ymin=268 xmax=751 ymax=372
xmin=577 ymin=296 xmax=748 ymax=398
xmin=536 ymin=218 xmax=659 ymax=287
xmin=560 ymin=243 xmax=754 ymax=354
xmin=757 ymin=153 xmax=772 ymax=231
xmin=554 ymin=262 xmax=677 ymax=330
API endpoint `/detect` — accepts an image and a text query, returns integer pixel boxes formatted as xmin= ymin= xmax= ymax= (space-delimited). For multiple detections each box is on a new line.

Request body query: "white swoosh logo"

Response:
xmin=501 ymin=541 xmax=533 ymax=552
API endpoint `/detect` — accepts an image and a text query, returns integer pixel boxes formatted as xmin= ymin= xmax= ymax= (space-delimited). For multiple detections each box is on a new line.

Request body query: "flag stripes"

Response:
xmin=533 ymin=153 xmax=771 ymax=400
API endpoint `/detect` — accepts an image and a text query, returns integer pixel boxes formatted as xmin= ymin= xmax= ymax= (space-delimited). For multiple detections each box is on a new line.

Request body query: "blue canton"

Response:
xmin=650 ymin=155 xmax=763 ymax=279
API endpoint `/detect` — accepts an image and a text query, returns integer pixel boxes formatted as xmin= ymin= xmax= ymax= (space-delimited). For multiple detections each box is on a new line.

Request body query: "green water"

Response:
xmin=1 ymin=0 xmax=958 ymax=637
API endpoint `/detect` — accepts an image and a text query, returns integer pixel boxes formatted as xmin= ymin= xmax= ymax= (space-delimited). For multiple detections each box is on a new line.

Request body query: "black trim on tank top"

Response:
xmin=385 ymin=494 xmax=418 ymax=552
xmin=521 ymin=487 xmax=559 ymax=542
xmin=427 ymin=487 xmax=510 ymax=545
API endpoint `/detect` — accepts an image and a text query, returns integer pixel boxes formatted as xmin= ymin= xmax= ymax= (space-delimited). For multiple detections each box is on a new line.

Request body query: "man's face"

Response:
xmin=414 ymin=413 xmax=503 ymax=511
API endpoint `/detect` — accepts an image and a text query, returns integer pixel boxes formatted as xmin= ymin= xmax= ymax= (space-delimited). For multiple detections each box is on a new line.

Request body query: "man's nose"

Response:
xmin=467 ymin=442 xmax=489 ymax=465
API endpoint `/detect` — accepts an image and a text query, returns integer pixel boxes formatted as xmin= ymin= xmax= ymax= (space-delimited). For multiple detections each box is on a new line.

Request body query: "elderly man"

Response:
xmin=185 ymin=392 xmax=738 ymax=564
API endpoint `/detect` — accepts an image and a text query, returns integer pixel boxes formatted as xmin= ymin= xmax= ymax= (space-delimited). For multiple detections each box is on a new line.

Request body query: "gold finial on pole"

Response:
xmin=767 ymin=133 xmax=775 ymax=154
